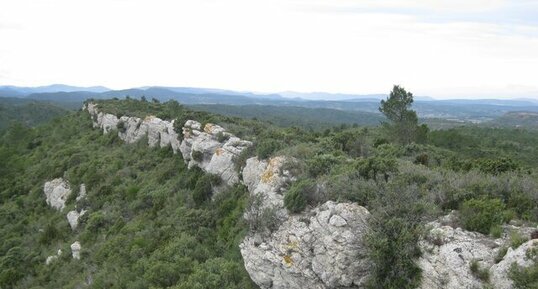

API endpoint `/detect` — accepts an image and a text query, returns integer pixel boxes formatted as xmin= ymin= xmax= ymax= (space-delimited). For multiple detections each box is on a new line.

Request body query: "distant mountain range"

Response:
xmin=1 ymin=84 xmax=537 ymax=125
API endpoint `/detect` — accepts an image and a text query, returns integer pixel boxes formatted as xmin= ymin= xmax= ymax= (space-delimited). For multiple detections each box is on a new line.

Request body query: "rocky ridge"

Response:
xmin=83 ymin=102 xmax=537 ymax=289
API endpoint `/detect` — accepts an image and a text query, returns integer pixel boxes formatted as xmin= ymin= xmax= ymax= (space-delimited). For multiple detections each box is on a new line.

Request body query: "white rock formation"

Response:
xmin=84 ymin=103 xmax=181 ymax=153
xmin=43 ymin=178 xmax=71 ymax=211
xmin=179 ymin=120 xmax=252 ymax=186
xmin=67 ymin=209 xmax=87 ymax=230
xmin=242 ymin=156 xmax=293 ymax=222
xmin=490 ymin=239 xmax=538 ymax=289
xmin=240 ymin=201 xmax=371 ymax=289
xmin=76 ymin=183 xmax=87 ymax=202
xmin=418 ymin=220 xmax=538 ymax=289
xmin=71 ymin=241 xmax=81 ymax=260
xmin=45 ymin=249 xmax=62 ymax=265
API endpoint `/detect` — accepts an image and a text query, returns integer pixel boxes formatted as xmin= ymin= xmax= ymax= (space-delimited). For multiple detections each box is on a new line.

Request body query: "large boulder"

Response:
xmin=240 ymin=201 xmax=371 ymax=289
xmin=71 ymin=241 xmax=81 ymax=260
xmin=43 ymin=178 xmax=71 ymax=211
xmin=67 ymin=209 xmax=87 ymax=230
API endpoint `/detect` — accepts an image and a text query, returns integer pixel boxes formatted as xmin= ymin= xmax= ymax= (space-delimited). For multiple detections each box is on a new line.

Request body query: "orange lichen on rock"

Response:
xmin=215 ymin=147 xmax=224 ymax=156
xmin=204 ymin=123 xmax=214 ymax=134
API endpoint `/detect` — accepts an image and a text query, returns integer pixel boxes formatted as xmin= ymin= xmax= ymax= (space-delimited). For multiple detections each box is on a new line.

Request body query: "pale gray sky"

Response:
xmin=1 ymin=0 xmax=537 ymax=99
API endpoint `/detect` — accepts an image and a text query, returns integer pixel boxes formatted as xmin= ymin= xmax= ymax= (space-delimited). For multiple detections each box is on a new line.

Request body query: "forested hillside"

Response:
xmin=0 ymin=98 xmax=68 ymax=132
xmin=1 ymin=94 xmax=537 ymax=289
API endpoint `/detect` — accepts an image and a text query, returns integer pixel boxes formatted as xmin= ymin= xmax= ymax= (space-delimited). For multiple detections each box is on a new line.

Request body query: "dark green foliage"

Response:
xmin=379 ymin=85 xmax=424 ymax=144
xmin=356 ymin=156 xmax=398 ymax=182
xmin=460 ymin=198 xmax=506 ymax=234
xmin=117 ymin=120 xmax=126 ymax=133
xmin=306 ymin=154 xmax=340 ymax=177
xmin=0 ymin=105 xmax=256 ymax=289
xmin=0 ymin=98 xmax=68 ymax=132
xmin=192 ymin=174 xmax=221 ymax=206
xmin=256 ymin=138 xmax=282 ymax=159
xmin=366 ymin=186 xmax=431 ymax=289
xmin=284 ymin=180 xmax=316 ymax=213
xmin=474 ymin=157 xmax=520 ymax=175
xmin=191 ymin=150 xmax=204 ymax=162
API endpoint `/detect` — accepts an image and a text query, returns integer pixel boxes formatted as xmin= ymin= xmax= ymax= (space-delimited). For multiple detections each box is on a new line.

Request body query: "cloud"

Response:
xmin=294 ymin=0 xmax=538 ymax=27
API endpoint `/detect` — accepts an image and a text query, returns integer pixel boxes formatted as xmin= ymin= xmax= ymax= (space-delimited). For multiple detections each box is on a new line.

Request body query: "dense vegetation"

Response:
xmin=189 ymin=104 xmax=384 ymax=130
xmin=0 ymin=109 xmax=256 ymax=288
xmin=0 ymin=98 xmax=68 ymax=132
xmin=1 ymin=90 xmax=537 ymax=288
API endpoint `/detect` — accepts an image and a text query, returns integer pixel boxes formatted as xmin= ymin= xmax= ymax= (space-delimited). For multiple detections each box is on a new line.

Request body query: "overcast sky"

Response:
xmin=1 ymin=0 xmax=537 ymax=99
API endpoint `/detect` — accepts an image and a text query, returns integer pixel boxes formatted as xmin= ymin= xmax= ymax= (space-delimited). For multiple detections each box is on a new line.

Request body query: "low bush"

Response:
xmin=460 ymin=198 xmax=506 ymax=235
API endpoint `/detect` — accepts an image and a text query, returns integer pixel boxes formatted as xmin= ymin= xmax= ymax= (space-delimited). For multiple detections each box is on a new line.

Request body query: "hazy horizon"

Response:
xmin=1 ymin=0 xmax=537 ymax=99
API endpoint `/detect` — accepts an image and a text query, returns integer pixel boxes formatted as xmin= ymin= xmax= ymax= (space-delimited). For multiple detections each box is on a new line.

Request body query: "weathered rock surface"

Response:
xmin=419 ymin=219 xmax=538 ymax=289
xmin=240 ymin=201 xmax=371 ymax=289
xmin=179 ymin=120 xmax=252 ymax=186
xmin=67 ymin=209 xmax=87 ymax=230
xmin=71 ymin=241 xmax=81 ymax=260
xmin=490 ymin=239 xmax=538 ymax=289
xmin=44 ymin=178 xmax=71 ymax=211
xmin=84 ymin=103 xmax=181 ymax=153
xmin=76 ymin=184 xmax=87 ymax=202
xmin=242 ymin=156 xmax=293 ymax=222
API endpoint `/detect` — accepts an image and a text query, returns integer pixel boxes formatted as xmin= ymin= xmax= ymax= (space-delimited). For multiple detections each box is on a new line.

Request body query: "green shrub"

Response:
xmin=510 ymin=231 xmax=529 ymax=249
xmin=509 ymin=262 xmax=538 ymax=289
xmin=191 ymin=150 xmax=204 ymax=162
xmin=284 ymin=180 xmax=315 ymax=213
xmin=475 ymin=158 xmax=520 ymax=175
xmin=256 ymin=139 xmax=282 ymax=159
xmin=460 ymin=198 xmax=506 ymax=234
xmin=470 ymin=259 xmax=490 ymax=282
xmin=365 ymin=187 xmax=430 ymax=289
xmin=495 ymin=246 xmax=508 ymax=263
xmin=117 ymin=120 xmax=127 ymax=133
xmin=306 ymin=154 xmax=340 ymax=177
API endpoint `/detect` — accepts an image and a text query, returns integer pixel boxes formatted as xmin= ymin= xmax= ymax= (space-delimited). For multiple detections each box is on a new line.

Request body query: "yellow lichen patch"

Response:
xmin=283 ymin=255 xmax=293 ymax=267
xmin=261 ymin=168 xmax=274 ymax=183
xmin=215 ymin=148 xmax=224 ymax=156
xmin=286 ymin=241 xmax=299 ymax=251
xmin=261 ymin=157 xmax=281 ymax=183
xmin=144 ymin=115 xmax=155 ymax=122
xmin=204 ymin=123 xmax=215 ymax=134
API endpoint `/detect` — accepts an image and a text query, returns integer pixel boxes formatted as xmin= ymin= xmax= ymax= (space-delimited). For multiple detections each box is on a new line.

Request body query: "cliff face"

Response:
xmin=83 ymin=102 xmax=537 ymax=289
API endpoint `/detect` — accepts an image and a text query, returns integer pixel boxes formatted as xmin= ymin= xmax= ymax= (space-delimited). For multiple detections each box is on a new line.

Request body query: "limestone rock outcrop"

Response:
xmin=242 ymin=156 xmax=293 ymax=222
xmin=418 ymin=219 xmax=538 ymax=289
xmin=67 ymin=209 xmax=87 ymax=231
xmin=71 ymin=241 xmax=81 ymax=260
xmin=76 ymin=184 xmax=87 ymax=202
xmin=84 ymin=103 xmax=181 ymax=153
xmin=179 ymin=120 xmax=252 ymax=186
xmin=240 ymin=201 xmax=371 ymax=289
xmin=490 ymin=239 xmax=538 ymax=289
xmin=44 ymin=178 xmax=71 ymax=211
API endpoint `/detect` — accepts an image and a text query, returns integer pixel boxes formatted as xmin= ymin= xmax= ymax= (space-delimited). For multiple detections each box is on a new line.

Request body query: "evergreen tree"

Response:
xmin=379 ymin=85 xmax=422 ymax=144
